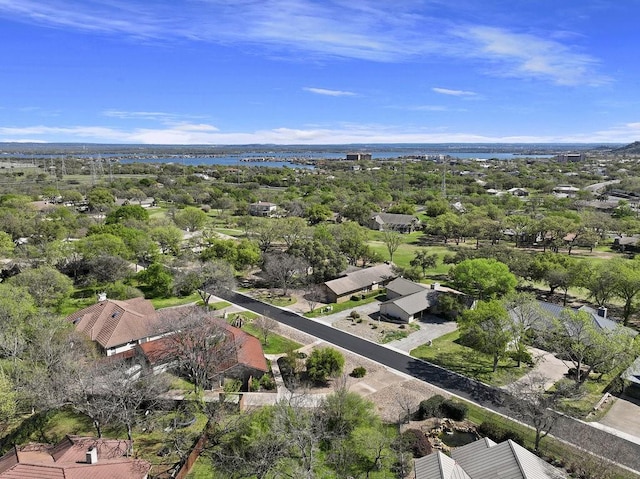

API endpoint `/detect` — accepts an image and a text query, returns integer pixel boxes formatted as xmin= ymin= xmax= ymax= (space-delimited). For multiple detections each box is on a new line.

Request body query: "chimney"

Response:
xmin=597 ymin=306 xmax=607 ymax=319
xmin=86 ymin=447 xmax=98 ymax=464
xmin=430 ymin=283 xmax=440 ymax=290
xmin=97 ymin=292 xmax=107 ymax=302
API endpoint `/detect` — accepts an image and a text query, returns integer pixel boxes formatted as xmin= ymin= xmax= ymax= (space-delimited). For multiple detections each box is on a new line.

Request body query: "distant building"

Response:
xmin=248 ymin=201 xmax=278 ymax=217
xmin=552 ymin=185 xmax=580 ymax=198
xmin=346 ymin=153 xmax=372 ymax=161
xmin=368 ymin=212 xmax=421 ymax=233
xmin=556 ymin=152 xmax=586 ymax=162
xmin=507 ymin=187 xmax=529 ymax=197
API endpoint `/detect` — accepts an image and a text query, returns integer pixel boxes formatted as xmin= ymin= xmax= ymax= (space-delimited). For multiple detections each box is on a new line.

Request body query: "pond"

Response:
xmin=439 ymin=431 xmax=479 ymax=447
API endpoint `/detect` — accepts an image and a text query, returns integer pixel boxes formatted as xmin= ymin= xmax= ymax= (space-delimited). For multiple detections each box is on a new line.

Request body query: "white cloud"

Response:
xmin=432 ymin=87 xmax=476 ymax=97
xmin=457 ymin=26 xmax=609 ymax=86
xmin=1 ymin=121 xmax=638 ymax=144
xmin=0 ymin=1 xmax=607 ymax=85
xmin=303 ymin=87 xmax=356 ymax=97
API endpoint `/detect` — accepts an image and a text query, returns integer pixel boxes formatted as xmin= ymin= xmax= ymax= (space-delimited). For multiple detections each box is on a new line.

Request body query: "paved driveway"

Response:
xmin=598 ymin=395 xmax=640 ymax=444
xmin=386 ymin=315 xmax=458 ymax=353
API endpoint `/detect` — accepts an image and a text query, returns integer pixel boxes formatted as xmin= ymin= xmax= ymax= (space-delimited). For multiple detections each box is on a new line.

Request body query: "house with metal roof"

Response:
xmin=321 ymin=263 xmax=396 ymax=303
xmin=414 ymin=437 xmax=567 ymax=479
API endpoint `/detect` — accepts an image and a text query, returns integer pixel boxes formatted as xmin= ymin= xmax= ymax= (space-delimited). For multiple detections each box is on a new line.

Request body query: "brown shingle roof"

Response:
xmin=0 ymin=436 xmax=150 ymax=479
xmin=66 ymin=298 xmax=158 ymax=350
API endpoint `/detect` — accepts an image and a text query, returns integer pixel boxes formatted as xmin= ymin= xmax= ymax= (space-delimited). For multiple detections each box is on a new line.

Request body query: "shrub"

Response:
xmin=418 ymin=395 xmax=446 ymax=419
xmin=401 ymin=429 xmax=433 ymax=458
xmin=478 ymin=421 xmax=524 ymax=446
xmin=350 ymin=366 xmax=367 ymax=378
xmin=351 ymin=295 xmax=360 ymax=302
xmin=441 ymin=400 xmax=468 ymax=421
xmin=250 ymin=377 xmax=261 ymax=392
xmin=350 ymin=310 xmax=361 ymax=319
xmin=259 ymin=374 xmax=276 ymax=390
xmin=305 ymin=347 xmax=345 ymax=384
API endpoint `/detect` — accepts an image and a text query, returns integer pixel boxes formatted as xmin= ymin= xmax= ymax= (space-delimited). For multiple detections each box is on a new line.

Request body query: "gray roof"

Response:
xmin=414 ymin=451 xmax=471 ymax=479
xmin=371 ymin=212 xmax=420 ymax=226
xmin=449 ymin=439 xmax=567 ymax=479
xmin=510 ymin=301 xmax=635 ymax=336
xmin=381 ymin=290 xmax=437 ymax=315
xmin=324 ymin=263 xmax=395 ymax=296
xmin=385 ymin=277 xmax=427 ymax=297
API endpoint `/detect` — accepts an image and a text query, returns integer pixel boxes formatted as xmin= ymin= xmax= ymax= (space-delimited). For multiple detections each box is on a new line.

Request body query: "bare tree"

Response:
xmin=304 ymin=283 xmax=325 ymax=313
xmin=160 ymin=308 xmax=243 ymax=393
xmin=506 ymin=372 xmax=563 ymax=452
xmin=263 ymin=252 xmax=308 ymax=296
xmin=252 ymin=315 xmax=279 ymax=346
xmin=174 ymin=259 xmax=236 ymax=307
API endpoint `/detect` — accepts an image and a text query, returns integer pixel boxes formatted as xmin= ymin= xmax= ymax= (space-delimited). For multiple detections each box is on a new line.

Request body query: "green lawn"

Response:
xmin=151 ymin=292 xmax=201 ymax=309
xmin=411 ymin=330 xmax=531 ymax=386
xmin=241 ymin=322 xmax=302 ymax=354
xmin=304 ymin=292 xmax=382 ymax=318
xmin=366 ymin=240 xmax=454 ymax=277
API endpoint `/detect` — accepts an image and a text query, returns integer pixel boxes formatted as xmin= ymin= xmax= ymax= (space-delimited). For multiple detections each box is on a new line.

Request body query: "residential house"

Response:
xmin=507 ymin=187 xmax=529 ymax=197
xmin=414 ymin=437 xmax=567 ymax=479
xmin=0 ymin=435 xmax=150 ymax=479
xmin=248 ymin=201 xmax=278 ymax=217
xmin=380 ymin=278 xmax=467 ymax=323
xmin=322 ymin=263 xmax=395 ymax=303
xmin=613 ymin=235 xmax=640 ymax=253
xmin=552 ymin=185 xmax=580 ymax=198
xmin=368 ymin=212 xmax=421 ymax=233
xmin=66 ymin=297 xmax=166 ymax=356
xmin=137 ymin=318 xmax=268 ymax=386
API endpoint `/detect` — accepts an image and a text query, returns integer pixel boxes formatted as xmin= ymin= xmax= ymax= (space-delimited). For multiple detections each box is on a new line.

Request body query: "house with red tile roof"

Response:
xmin=0 ymin=435 xmax=150 ymax=479
xmin=137 ymin=318 xmax=268 ymax=386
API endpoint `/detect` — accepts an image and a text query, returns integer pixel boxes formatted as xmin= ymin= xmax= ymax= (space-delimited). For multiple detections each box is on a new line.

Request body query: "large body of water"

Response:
xmin=1 ymin=142 xmax=598 ymax=168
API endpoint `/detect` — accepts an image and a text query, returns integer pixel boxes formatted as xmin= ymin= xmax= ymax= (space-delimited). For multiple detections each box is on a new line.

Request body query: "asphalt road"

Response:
xmin=219 ymin=290 xmax=640 ymax=473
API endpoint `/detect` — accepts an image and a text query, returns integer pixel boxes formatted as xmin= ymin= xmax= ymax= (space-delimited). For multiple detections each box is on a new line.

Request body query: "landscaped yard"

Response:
xmin=304 ymin=292 xmax=383 ymax=318
xmin=411 ymin=330 xmax=531 ymax=386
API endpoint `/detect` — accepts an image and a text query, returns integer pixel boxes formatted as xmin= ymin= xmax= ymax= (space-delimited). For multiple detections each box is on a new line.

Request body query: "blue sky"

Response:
xmin=0 ymin=0 xmax=639 ymax=145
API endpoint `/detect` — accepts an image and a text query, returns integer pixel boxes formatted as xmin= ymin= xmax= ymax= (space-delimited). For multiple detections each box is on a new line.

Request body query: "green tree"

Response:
xmin=76 ymin=233 xmax=130 ymax=260
xmin=611 ymin=259 xmax=640 ymax=326
xmin=174 ymin=206 xmax=208 ymax=231
xmin=459 ymin=300 xmax=513 ymax=372
xmin=137 ymin=263 xmax=173 ymax=298
xmin=87 ymin=187 xmax=115 ymax=212
xmin=8 ymin=266 xmax=73 ymax=309
xmin=410 ymin=250 xmax=438 ymax=278
xmin=306 ymin=347 xmax=345 ymax=384
xmin=0 ymin=372 xmax=16 ymax=433
xmin=450 ymin=258 xmax=517 ymax=300
xmin=305 ymin=203 xmax=332 ymax=225
xmin=105 ymin=204 xmax=149 ymax=224
xmin=0 ymin=231 xmax=14 ymax=257
xmin=150 ymin=225 xmax=183 ymax=256
xmin=382 ymin=231 xmax=402 ymax=263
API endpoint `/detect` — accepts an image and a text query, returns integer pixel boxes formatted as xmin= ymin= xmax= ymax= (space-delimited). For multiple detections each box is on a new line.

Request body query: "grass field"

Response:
xmin=411 ymin=330 xmax=531 ymax=386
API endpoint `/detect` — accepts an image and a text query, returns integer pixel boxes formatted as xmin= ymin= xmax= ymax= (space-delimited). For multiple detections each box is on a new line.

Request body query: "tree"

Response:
xmin=87 ymin=187 xmax=115 ymax=212
xmin=334 ymin=222 xmax=368 ymax=266
xmin=174 ymin=259 xmax=236 ymax=306
xmin=611 ymin=259 xmax=640 ymax=326
xmin=579 ymin=263 xmax=617 ymax=307
xmin=174 ymin=206 xmax=208 ymax=231
xmin=161 ymin=310 xmax=244 ymax=393
xmin=279 ymin=217 xmax=309 ymax=248
xmin=150 ymin=225 xmax=183 ymax=255
xmin=0 ymin=231 xmax=15 ymax=257
xmin=253 ymin=315 xmax=279 ymax=346
xmin=305 ymin=203 xmax=332 ymax=225
xmin=252 ymin=218 xmax=280 ymax=253
xmin=105 ymin=204 xmax=149 ymax=224
xmin=0 ymin=372 xmax=16 ymax=433
xmin=504 ymin=292 xmax=540 ymax=367
xmin=459 ymin=300 xmax=513 ymax=372
xmin=547 ymin=309 xmax=637 ymax=384
xmin=449 ymin=258 xmax=517 ymax=300
xmin=263 ymin=252 xmax=307 ymax=296
xmin=137 ymin=263 xmax=173 ymax=298
xmin=288 ymin=238 xmax=346 ymax=283
xmin=305 ymin=347 xmax=345 ymax=384
xmin=0 ymin=284 xmax=37 ymax=361
xmin=506 ymin=373 xmax=563 ymax=451
xmin=7 ymin=266 xmax=73 ymax=308
xmin=76 ymin=233 xmax=130 ymax=260
xmin=382 ymin=231 xmax=402 ymax=262
xmin=409 ymin=250 xmax=437 ymax=278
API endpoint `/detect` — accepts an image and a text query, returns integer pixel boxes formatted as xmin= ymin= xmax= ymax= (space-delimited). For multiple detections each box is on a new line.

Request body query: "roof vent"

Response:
xmin=86 ymin=446 xmax=98 ymax=464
